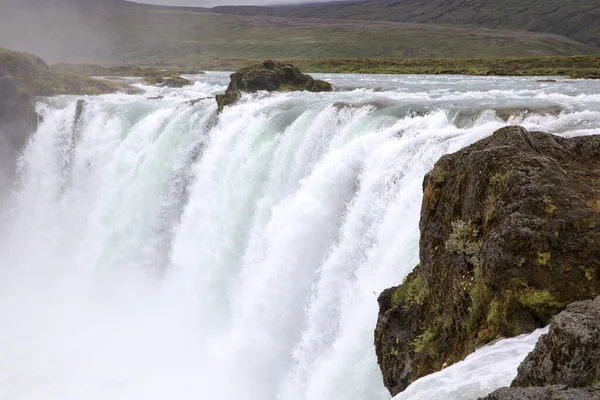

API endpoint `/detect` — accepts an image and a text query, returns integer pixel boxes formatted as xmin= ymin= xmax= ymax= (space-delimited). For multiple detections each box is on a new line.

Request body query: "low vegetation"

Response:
xmin=220 ymin=0 xmax=600 ymax=50
xmin=375 ymin=127 xmax=600 ymax=396
xmin=287 ymin=55 xmax=600 ymax=78
xmin=1 ymin=0 xmax=596 ymax=66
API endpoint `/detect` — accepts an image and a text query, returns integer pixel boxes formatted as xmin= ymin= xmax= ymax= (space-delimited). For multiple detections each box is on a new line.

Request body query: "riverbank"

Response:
xmin=225 ymin=55 xmax=600 ymax=78
xmin=50 ymin=54 xmax=600 ymax=79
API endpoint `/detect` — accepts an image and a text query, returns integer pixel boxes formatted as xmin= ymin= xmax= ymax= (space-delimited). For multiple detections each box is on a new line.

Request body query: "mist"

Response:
xmin=0 ymin=0 xmax=118 ymax=63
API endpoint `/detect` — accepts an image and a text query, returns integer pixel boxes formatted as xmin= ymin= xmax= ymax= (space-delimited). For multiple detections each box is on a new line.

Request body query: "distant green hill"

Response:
xmin=0 ymin=0 xmax=597 ymax=64
xmin=215 ymin=0 xmax=600 ymax=49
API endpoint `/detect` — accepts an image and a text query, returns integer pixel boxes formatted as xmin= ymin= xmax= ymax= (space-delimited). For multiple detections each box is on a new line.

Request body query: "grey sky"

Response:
xmin=132 ymin=0 xmax=349 ymax=7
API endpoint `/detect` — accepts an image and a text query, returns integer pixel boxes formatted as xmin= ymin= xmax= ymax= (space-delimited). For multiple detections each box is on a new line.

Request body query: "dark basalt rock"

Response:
xmin=479 ymin=296 xmax=600 ymax=399
xmin=215 ymin=91 xmax=241 ymax=112
xmin=162 ymin=76 xmax=192 ymax=88
xmin=215 ymin=60 xmax=332 ymax=111
xmin=228 ymin=68 xmax=282 ymax=92
xmin=512 ymin=296 xmax=600 ymax=388
xmin=74 ymin=99 xmax=86 ymax=124
xmin=375 ymin=126 xmax=600 ymax=396
xmin=480 ymin=385 xmax=600 ymax=400
xmin=143 ymin=76 xmax=192 ymax=88
xmin=0 ymin=75 xmax=36 ymax=165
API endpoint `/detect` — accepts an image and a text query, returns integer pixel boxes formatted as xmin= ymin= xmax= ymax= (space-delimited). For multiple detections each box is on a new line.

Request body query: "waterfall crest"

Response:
xmin=1 ymin=73 xmax=600 ymax=400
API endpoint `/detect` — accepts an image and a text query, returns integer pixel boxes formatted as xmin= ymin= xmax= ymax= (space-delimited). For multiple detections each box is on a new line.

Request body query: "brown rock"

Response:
xmin=512 ymin=296 xmax=600 ymax=388
xmin=375 ymin=126 xmax=600 ymax=396
xmin=480 ymin=385 xmax=600 ymax=400
xmin=215 ymin=60 xmax=332 ymax=111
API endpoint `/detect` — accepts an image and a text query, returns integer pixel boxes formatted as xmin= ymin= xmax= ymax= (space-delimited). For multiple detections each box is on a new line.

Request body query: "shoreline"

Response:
xmin=74 ymin=55 xmax=600 ymax=79
xmin=46 ymin=54 xmax=600 ymax=80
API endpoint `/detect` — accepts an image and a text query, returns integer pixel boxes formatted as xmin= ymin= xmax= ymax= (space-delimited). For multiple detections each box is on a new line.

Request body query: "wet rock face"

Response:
xmin=215 ymin=91 xmax=241 ymax=112
xmin=215 ymin=60 xmax=332 ymax=111
xmin=480 ymin=385 xmax=600 ymax=400
xmin=162 ymin=76 xmax=192 ymax=88
xmin=375 ymin=268 xmax=430 ymax=395
xmin=512 ymin=296 xmax=600 ymax=388
xmin=480 ymin=297 xmax=600 ymax=399
xmin=0 ymin=76 xmax=35 ymax=189
xmin=0 ymin=47 xmax=117 ymax=190
xmin=227 ymin=68 xmax=282 ymax=92
xmin=375 ymin=126 xmax=600 ymax=396
xmin=225 ymin=60 xmax=330 ymax=93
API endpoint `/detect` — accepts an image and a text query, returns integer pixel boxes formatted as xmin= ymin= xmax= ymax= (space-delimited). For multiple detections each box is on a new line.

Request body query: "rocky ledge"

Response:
xmin=144 ymin=75 xmax=192 ymax=88
xmin=481 ymin=296 xmax=600 ymax=399
xmin=215 ymin=60 xmax=333 ymax=112
xmin=483 ymin=386 xmax=600 ymax=400
xmin=375 ymin=126 xmax=600 ymax=396
xmin=0 ymin=48 xmax=117 ymax=187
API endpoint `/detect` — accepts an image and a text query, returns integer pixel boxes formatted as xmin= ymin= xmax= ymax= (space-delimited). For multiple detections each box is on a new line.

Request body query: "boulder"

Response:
xmin=162 ymin=76 xmax=192 ymax=88
xmin=215 ymin=60 xmax=332 ymax=111
xmin=143 ymin=76 xmax=192 ymax=88
xmin=228 ymin=68 xmax=282 ymax=92
xmin=478 ymin=296 xmax=600 ymax=399
xmin=215 ymin=91 xmax=241 ymax=112
xmin=480 ymin=385 xmax=600 ymax=400
xmin=512 ymin=296 xmax=600 ymax=388
xmin=375 ymin=126 xmax=600 ymax=396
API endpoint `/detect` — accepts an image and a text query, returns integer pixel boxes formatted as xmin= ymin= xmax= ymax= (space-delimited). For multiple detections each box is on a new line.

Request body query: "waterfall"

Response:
xmin=1 ymin=73 xmax=599 ymax=400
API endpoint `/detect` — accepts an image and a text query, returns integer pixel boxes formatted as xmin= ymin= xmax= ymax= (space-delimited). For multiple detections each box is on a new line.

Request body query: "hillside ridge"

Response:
xmin=214 ymin=0 xmax=600 ymax=50
xmin=0 ymin=0 xmax=597 ymax=63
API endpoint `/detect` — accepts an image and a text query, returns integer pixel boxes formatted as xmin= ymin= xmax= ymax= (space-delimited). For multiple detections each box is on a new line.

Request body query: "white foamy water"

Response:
xmin=1 ymin=72 xmax=599 ymax=400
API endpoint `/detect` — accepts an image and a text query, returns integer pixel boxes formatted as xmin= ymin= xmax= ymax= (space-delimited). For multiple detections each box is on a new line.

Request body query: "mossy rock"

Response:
xmin=311 ymin=79 xmax=333 ymax=92
xmin=144 ymin=76 xmax=165 ymax=85
xmin=143 ymin=75 xmax=192 ymax=88
xmin=0 ymin=47 xmax=121 ymax=182
xmin=215 ymin=59 xmax=332 ymax=112
xmin=215 ymin=91 xmax=241 ymax=112
xmin=375 ymin=126 xmax=600 ymax=396
xmin=162 ymin=76 xmax=192 ymax=88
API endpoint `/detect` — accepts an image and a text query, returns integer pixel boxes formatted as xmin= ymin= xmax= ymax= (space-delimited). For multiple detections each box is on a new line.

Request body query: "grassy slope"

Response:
xmin=287 ymin=55 xmax=600 ymax=77
xmin=0 ymin=0 xmax=597 ymax=65
xmin=215 ymin=0 xmax=600 ymax=49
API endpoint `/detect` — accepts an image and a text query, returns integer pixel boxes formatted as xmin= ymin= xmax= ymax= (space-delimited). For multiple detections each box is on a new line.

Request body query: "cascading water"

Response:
xmin=1 ymin=73 xmax=600 ymax=400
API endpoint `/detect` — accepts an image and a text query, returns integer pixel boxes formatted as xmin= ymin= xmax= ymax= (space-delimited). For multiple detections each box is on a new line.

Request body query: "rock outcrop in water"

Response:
xmin=215 ymin=60 xmax=333 ymax=111
xmin=482 ymin=386 xmax=600 ymax=400
xmin=480 ymin=296 xmax=600 ymax=400
xmin=375 ymin=126 xmax=600 ymax=396
xmin=144 ymin=75 xmax=192 ymax=88
xmin=513 ymin=296 xmax=600 ymax=388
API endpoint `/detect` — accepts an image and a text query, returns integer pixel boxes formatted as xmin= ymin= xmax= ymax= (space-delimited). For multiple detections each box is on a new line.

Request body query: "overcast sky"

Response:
xmin=133 ymin=0 xmax=350 ymax=7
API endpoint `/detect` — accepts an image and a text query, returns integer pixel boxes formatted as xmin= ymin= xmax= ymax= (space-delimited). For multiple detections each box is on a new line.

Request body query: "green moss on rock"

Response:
xmin=215 ymin=60 xmax=333 ymax=112
xmin=375 ymin=126 xmax=600 ymax=397
xmin=215 ymin=91 xmax=241 ymax=112
xmin=162 ymin=76 xmax=192 ymax=88
xmin=144 ymin=76 xmax=165 ymax=85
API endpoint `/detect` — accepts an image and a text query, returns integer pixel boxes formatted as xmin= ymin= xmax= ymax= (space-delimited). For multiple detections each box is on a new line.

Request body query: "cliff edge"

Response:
xmin=375 ymin=126 xmax=600 ymax=395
